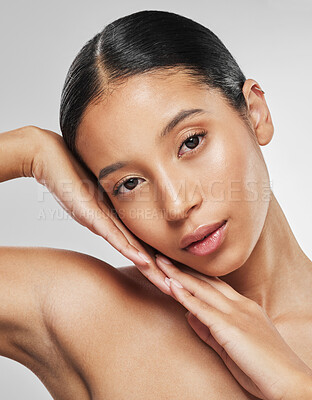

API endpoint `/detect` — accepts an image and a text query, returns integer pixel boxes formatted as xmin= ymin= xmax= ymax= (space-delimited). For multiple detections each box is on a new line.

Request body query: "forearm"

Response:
xmin=0 ymin=126 xmax=40 ymax=182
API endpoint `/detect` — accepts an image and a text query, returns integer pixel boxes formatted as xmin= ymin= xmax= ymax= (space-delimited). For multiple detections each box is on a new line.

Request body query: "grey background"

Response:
xmin=1 ymin=0 xmax=312 ymax=398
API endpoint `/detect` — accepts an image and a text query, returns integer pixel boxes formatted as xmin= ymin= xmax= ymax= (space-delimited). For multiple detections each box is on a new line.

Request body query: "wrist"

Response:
xmin=0 ymin=125 xmax=43 ymax=182
xmin=19 ymin=125 xmax=44 ymax=178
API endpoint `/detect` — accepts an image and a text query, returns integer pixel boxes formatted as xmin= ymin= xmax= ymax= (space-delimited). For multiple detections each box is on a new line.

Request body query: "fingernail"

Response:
xmin=155 ymin=254 xmax=172 ymax=264
xmin=170 ymin=278 xmax=183 ymax=288
xmin=164 ymin=277 xmax=171 ymax=288
xmin=137 ymin=252 xmax=151 ymax=264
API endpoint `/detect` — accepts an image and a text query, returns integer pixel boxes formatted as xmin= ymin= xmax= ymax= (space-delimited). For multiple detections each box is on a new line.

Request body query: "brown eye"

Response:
xmin=178 ymin=132 xmax=206 ymax=157
xmin=185 ymin=136 xmax=199 ymax=149
xmin=113 ymin=130 xmax=208 ymax=197
xmin=124 ymin=178 xmax=139 ymax=190
xmin=113 ymin=177 xmax=144 ymax=196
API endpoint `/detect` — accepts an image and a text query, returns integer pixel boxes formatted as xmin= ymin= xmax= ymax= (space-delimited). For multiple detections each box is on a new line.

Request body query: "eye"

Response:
xmin=113 ymin=177 xmax=144 ymax=196
xmin=178 ymin=130 xmax=207 ymax=157
xmin=113 ymin=131 xmax=207 ymax=196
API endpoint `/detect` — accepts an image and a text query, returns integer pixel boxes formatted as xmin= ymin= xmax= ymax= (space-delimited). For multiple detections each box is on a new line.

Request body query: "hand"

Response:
xmin=35 ymin=127 xmax=175 ymax=294
xmin=0 ymin=125 xmax=173 ymax=292
xmin=154 ymin=254 xmax=312 ymax=400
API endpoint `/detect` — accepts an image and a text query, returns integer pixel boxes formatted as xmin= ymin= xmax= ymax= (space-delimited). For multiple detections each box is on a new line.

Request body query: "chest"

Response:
xmin=75 ymin=314 xmax=312 ymax=400
xmin=40 ymin=277 xmax=312 ymax=400
xmin=83 ymin=311 xmax=257 ymax=400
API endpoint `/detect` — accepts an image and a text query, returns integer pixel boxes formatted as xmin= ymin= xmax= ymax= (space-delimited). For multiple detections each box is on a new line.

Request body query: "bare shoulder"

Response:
xmin=40 ymin=256 xmax=251 ymax=399
xmin=0 ymin=246 xmax=123 ymax=350
xmin=0 ymin=247 xmax=252 ymax=399
xmin=0 ymin=246 xmax=155 ymax=399
xmin=0 ymin=245 xmax=165 ymax=359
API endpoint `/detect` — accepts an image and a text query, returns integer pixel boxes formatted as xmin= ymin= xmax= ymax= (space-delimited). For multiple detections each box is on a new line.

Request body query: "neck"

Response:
xmin=220 ymin=191 xmax=311 ymax=320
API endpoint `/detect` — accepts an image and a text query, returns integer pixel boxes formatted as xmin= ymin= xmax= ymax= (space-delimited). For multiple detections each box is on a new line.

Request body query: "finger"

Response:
xmin=91 ymin=215 xmax=172 ymax=295
xmin=68 ymin=196 xmax=148 ymax=266
xmin=91 ymin=183 xmax=146 ymax=253
xmin=136 ymin=262 xmax=173 ymax=296
xmin=96 ymin=186 xmax=158 ymax=258
xmin=77 ymin=188 xmax=172 ymax=295
xmin=54 ymin=171 xmax=172 ymax=295
xmin=63 ymin=184 xmax=146 ymax=263
xmin=156 ymin=256 xmax=234 ymax=313
xmin=39 ymin=142 xmax=164 ymax=284
xmin=164 ymin=277 xmax=227 ymax=333
xmin=175 ymin=263 xmax=242 ymax=302
xmin=96 ymin=209 xmax=173 ymax=296
xmin=110 ymin=212 xmax=146 ymax=252
xmin=156 ymin=254 xmax=243 ymax=302
xmin=90 ymin=213 xmax=149 ymax=264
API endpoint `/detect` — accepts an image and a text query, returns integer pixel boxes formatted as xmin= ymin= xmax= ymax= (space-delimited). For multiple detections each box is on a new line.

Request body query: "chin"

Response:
xmin=178 ymin=240 xmax=248 ymax=278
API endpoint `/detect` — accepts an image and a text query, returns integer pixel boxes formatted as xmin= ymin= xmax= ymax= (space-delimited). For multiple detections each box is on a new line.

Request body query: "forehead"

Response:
xmin=78 ymin=71 xmax=210 ymax=129
xmin=75 ymin=70 xmax=229 ymax=174
xmin=77 ymin=70 xmax=215 ymax=136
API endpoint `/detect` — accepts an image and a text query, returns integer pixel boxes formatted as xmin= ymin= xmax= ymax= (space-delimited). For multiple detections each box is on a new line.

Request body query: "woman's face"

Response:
xmin=76 ymin=69 xmax=272 ymax=276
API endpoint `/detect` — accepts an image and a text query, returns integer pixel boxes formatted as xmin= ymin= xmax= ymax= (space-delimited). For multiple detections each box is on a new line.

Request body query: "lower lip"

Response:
xmin=184 ymin=221 xmax=227 ymax=256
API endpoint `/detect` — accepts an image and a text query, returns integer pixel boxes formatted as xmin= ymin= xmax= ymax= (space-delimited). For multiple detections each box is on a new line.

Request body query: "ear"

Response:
xmin=242 ymin=78 xmax=274 ymax=146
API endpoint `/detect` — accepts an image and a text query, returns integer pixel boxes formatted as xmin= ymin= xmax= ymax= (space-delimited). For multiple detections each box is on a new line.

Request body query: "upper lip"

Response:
xmin=180 ymin=220 xmax=227 ymax=249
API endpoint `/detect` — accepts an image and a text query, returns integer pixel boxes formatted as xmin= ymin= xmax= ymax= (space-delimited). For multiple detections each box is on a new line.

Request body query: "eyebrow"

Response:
xmin=98 ymin=108 xmax=206 ymax=181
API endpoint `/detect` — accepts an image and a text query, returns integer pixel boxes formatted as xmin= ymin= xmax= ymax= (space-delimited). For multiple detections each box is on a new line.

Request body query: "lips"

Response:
xmin=180 ymin=220 xmax=227 ymax=249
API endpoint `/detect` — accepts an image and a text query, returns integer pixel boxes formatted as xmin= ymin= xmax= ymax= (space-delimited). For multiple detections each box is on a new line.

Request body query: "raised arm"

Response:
xmin=0 ymin=125 xmax=144 ymax=355
xmin=0 ymin=126 xmax=149 ymax=266
xmin=0 ymin=125 xmax=38 ymax=182
xmin=0 ymin=126 xmax=171 ymax=294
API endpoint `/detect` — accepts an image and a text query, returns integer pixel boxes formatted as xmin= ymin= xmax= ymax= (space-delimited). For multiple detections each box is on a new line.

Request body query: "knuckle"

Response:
xmin=100 ymin=229 xmax=111 ymax=241
xmin=192 ymin=281 xmax=206 ymax=297
xmin=179 ymin=290 xmax=194 ymax=307
xmin=221 ymin=298 xmax=237 ymax=315
xmin=241 ymin=297 xmax=261 ymax=314
xmin=197 ymin=279 xmax=208 ymax=289
xmin=182 ymin=290 xmax=193 ymax=301
xmin=246 ymin=297 xmax=258 ymax=309
xmin=189 ymin=300 xmax=210 ymax=321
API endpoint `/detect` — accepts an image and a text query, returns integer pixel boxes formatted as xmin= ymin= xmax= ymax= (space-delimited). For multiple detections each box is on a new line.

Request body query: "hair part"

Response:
xmin=60 ymin=10 xmax=248 ymax=171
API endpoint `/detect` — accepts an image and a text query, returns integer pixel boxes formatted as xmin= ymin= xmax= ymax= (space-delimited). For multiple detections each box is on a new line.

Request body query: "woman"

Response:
xmin=1 ymin=9 xmax=312 ymax=400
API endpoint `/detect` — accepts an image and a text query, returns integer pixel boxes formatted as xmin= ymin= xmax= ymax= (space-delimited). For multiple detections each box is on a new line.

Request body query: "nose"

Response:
xmin=156 ymin=173 xmax=202 ymax=222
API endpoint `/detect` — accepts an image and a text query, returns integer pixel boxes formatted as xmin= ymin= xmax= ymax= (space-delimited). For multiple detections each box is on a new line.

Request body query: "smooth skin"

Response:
xmin=155 ymin=255 xmax=312 ymax=399
xmin=0 ymin=70 xmax=312 ymax=399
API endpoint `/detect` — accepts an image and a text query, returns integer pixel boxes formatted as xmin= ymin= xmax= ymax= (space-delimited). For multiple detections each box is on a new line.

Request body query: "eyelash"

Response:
xmin=112 ymin=129 xmax=208 ymax=197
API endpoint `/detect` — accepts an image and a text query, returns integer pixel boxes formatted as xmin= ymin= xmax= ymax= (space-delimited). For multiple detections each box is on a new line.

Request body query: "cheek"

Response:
xmin=168 ymin=132 xmax=270 ymax=275
xmin=220 ymin=133 xmax=271 ymax=264
xmin=116 ymin=205 xmax=166 ymax=248
xmin=187 ymin=130 xmax=265 ymax=205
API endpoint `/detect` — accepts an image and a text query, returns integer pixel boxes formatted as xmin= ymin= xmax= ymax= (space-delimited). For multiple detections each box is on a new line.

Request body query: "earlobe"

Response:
xmin=242 ymin=78 xmax=274 ymax=146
